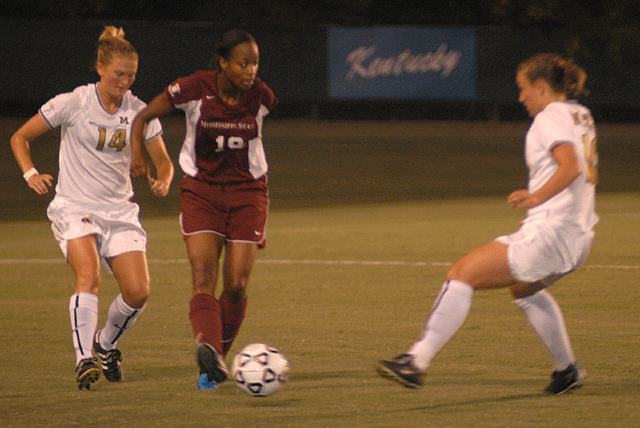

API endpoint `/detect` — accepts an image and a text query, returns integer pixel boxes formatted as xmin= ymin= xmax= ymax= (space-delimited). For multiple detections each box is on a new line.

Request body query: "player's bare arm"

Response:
xmin=145 ymin=135 xmax=174 ymax=197
xmin=509 ymin=143 xmax=580 ymax=209
xmin=10 ymin=113 xmax=54 ymax=195
xmin=130 ymin=92 xmax=175 ymax=178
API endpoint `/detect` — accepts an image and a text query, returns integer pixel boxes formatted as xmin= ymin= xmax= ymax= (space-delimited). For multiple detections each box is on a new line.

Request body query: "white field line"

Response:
xmin=0 ymin=258 xmax=637 ymax=270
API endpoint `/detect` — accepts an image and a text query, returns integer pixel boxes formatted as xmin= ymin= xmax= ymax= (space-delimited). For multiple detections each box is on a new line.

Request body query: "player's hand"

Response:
xmin=147 ymin=169 xmax=170 ymax=197
xmin=508 ymin=189 xmax=538 ymax=208
xmin=27 ymin=173 xmax=53 ymax=195
xmin=130 ymin=150 xmax=149 ymax=178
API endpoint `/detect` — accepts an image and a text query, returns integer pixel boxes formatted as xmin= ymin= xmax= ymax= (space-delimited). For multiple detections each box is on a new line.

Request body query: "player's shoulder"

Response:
xmin=251 ymin=77 xmax=278 ymax=108
xmin=50 ymin=83 xmax=91 ymax=104
xmin=541 ymin=101 xmax=567 ymax=117
xmin=535 ymin=101 xmax=574 ymax=126
xmin=564 ymin=100 xmax=592 ymax=119
xmin=184 ymin=69 xmax=217 ymax=85
xmin=123 ymin=90 xmax=148 ymax=111
xmin=544 ymin=100 xmax=589 ymax=117
xmin=167 ymin=69 xmax=215 ymax=99
xmin=194 ymin=69 xmax=216 ymax=78
xmin=252 ymin=77 xmax=274 ymax=94
xmin=42 ymin=84 xmax=93 ymax=121
xmin=67 ymin=83 xmax=94 ymax=95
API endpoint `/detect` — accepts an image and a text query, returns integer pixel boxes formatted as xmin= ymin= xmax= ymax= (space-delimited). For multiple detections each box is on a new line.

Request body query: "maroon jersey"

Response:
xmin=166 ymin=70 xmax=278 ymax=183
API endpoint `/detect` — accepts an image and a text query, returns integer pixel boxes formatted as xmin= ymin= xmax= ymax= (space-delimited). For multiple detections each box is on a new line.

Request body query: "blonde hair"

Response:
xmin=96 ymin=26 xmax=137 ymax=67
xmin=518 ymin=53 xmax=588 ymax=99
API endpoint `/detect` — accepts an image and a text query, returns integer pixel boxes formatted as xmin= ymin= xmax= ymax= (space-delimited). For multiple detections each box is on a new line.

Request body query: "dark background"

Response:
xmin=1 ymin=1 xmax=640 ymax=121
xmin=2 ymin=0 xmax=639 ymax=27
xmin=1 ymin=1 xmax=638 ymax=221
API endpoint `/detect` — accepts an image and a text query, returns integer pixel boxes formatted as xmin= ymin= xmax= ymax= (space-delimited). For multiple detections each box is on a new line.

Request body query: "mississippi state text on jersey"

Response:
xmin=166 ymin=70 xmax=278 ymax=183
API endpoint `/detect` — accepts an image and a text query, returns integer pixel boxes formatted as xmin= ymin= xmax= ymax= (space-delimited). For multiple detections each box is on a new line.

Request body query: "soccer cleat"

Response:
xmin=197 ymin=372 xmax=218 ymax=390
xmin=93 ymin=332 xmax=124 ymax=382
xmin=76 ymin=358 xmax=100 ymax=390
xmin=376 ymin=354 xmax=424 ymax=388
xmin=545 ymin=362 xmax=586 ymax=394
xmin=196 ymin=342 xmax=229 ymax=384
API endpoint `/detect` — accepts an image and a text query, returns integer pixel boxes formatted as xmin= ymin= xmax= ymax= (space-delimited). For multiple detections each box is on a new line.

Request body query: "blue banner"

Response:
xmin=329 ymin=27 xmax=476 ymax=99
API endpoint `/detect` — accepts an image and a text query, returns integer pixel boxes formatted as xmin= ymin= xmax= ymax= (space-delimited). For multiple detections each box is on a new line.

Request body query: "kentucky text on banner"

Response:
xmin=329 ymin=27 xmax=476 ymax=99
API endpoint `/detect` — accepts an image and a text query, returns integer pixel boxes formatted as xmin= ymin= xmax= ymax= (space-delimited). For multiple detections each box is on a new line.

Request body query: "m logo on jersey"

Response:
xmin=120 ymin=117 xmax=129 ymax=124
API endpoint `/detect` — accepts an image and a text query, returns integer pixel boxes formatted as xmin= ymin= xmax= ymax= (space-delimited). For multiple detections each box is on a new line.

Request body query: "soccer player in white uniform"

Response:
xmin=377 ymin=53 xmax=598 ymax=395
xmin=11 ymin=26 xmax=174 ymax=390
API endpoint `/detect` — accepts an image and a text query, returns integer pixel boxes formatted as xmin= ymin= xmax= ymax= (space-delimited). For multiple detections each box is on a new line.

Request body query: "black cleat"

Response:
xmin=376 ymin=354 xmax=424 ymax=388
xmin=196 ymin=342 xmax=229 ymax=384
xmin=545 ymin=362 xmax=586 ymax=395
xmin=93 ymin=332 xmax=124 ymax=382
xmin=76 ymin=358 xmax=100 ymax=390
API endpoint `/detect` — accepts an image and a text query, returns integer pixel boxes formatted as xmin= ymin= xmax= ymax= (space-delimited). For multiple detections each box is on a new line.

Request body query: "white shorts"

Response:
xmin=495 ymin=212 xmax=594 ymax=286
xmin=47 ymin=197 xmax=147 ymax=274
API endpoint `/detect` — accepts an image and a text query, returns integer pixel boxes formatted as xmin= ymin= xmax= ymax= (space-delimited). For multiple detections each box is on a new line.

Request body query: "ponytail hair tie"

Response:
xmin=557 ymin=62 xmax=568 ymax=75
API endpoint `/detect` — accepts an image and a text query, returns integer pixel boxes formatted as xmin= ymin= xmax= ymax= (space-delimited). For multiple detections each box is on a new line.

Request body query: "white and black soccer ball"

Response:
xmin=231 ymin=343 xmax=289 ymax=396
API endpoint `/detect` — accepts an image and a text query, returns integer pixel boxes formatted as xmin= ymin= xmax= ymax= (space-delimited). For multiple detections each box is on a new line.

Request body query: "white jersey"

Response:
xmin=525 ymin=101 xmax=598 ymax=232
xmin=39 ymin=83 xmax=162 ymax=208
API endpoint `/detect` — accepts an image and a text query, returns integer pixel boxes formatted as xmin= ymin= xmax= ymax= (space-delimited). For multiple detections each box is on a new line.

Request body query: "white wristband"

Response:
xmin=23 ymin=167 xmax=38 ymax=182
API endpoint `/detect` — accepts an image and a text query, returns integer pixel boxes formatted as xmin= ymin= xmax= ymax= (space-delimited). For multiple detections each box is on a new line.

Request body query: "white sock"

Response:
xmin=69 ymin=292 xmax=99 ymax=366
xmin=514 ymin=289 xmax=575 ymax=371
xmin=408 ymin=280 xmax=474 ymax=371
xmin=98 ymin=294 xmax=145 ymax=350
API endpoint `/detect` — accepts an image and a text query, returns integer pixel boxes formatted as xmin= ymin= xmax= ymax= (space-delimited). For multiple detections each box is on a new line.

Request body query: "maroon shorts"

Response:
xmin=179 ymin=175 xmax=269 ymax=247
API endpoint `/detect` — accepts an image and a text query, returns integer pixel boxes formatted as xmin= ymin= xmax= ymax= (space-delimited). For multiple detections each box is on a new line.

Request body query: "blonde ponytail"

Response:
xmin=96 ymin=26 xmax=137 ymax=67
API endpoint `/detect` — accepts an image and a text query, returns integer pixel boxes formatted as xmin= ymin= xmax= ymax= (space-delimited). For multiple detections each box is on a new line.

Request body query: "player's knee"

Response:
xmin=75 ymin=268 xmax=102 ymax=294
xmin=190 ymin=260 xmax=218 ymax=291
xmin=123 ymin=283 xmax=149 ymax=309
xmin=192 ymin=273 xmax=215 ymax=294
xmin=222 ymin=283 xmax=247 ymax=304
xmin=445 ymin=262 xmax=465 ymax=282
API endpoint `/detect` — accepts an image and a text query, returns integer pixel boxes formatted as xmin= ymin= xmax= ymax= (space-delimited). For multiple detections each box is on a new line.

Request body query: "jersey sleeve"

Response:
xmin=144 ymin=117 xmax=163 ymax=143
xmin=38 ymin=89 xmax=80 ymax=129
xmin=165 ymin=72 xmax=203 ymax=106
xmin=129 ymin=93 xmax=164 ymax=143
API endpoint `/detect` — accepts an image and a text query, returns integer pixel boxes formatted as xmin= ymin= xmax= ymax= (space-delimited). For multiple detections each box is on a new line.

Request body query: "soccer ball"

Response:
xmin=231 ymin=343 xmax=289 ymax=396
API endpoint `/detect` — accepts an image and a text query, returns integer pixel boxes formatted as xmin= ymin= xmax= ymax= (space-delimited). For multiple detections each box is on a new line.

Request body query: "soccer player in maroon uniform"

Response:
xmin=130 ymin=29 xmax=278 ymax=389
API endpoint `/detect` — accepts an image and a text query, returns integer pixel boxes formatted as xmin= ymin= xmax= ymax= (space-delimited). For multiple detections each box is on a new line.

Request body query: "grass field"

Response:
xmin=1 ymin=119 xmax=639 ymax=427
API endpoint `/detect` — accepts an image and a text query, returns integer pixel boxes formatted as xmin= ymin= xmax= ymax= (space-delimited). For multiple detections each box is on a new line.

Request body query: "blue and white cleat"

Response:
xmin=197 ymin=372 xmax=218 ymax=390
xmin=195 ymin=342 xmax=229 ymax=383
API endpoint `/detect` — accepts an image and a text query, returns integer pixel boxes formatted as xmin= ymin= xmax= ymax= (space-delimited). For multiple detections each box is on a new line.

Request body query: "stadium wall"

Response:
xmin=1 ymin=19 xmax=638 ymax=121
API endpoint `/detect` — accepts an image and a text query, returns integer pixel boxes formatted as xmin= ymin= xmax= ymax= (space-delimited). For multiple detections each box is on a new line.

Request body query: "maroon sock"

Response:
xmin=189 ymin=293 xmax=223 ymax=355
xmin=220 ymin=296 xmax=247 ymax=358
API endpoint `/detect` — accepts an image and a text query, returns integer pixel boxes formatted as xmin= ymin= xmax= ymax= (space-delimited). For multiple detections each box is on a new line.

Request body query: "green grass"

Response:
xmin=1 ymin=118 xmax=638 ymax=426
xmin=1 ymin=192 xmax=639 ymax=427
